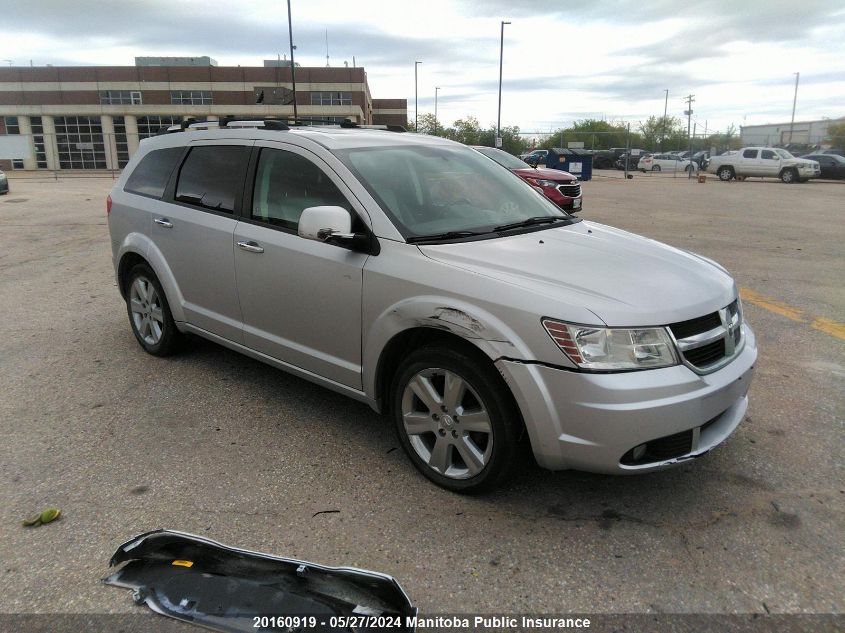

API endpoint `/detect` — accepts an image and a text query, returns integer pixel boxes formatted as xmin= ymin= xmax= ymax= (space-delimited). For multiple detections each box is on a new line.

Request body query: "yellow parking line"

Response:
xmin=739 ymin=288 xmax=806 ymax=323
xmin=739 ymin=287 xmax=844 ymax=342
xmin=812 ymin=317 xmax=845 ymax=341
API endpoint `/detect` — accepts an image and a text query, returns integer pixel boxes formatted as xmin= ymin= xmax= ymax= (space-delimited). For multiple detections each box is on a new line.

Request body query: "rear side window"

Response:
xmin=251 ymin=148 xmax=350 ymax=230
xmin=742 ymin=149 xmax=758 ymax=159
xmin=175 ymin=145 xmax=250 ymax=213
xmin=124 ymin=147 xmax=183 ymax=199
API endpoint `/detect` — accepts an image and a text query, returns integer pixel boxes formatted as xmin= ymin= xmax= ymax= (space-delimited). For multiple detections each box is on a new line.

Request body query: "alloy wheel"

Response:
xmin=129 ymin=277 xmax=165 ymax=345
xmin=401 ymin=368 xmax=493 ymax=479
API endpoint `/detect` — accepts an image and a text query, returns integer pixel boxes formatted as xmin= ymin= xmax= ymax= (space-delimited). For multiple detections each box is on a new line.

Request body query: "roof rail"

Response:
xmin=155 ymin=116 xmax=405 ymax=135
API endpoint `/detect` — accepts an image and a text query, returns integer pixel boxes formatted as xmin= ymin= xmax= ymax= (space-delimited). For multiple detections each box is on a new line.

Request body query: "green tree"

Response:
xmin=826 ymin=121 xmax=845 ymax=148
xmin=639 ymin=115 xmax=683 ymax=150
xmin=540 ymin=119 xmax=634 ymax=151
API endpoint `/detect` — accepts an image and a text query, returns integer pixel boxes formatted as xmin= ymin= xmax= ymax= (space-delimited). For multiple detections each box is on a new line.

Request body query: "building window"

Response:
xmin=29 ymin=116 xmax=48 ymax=169
xmin=54 ymin=116 xmax=106 ymax=169
xmin=136 ymin=115 xmax=184 ymax=139
xmin=100 ymin=90 xmax=142 ymax=105
xmin=112 ymin=116 xmax=130 ymax=168
xmin=3 ymin=116 xmax=25 ymax=169
xmin=170 ymin=91 xmax=213 ymax=105
xmin=310 ymin=91 xmax=352 ymax=106
xmin=253 ymin=86 xmax=295 ymax=105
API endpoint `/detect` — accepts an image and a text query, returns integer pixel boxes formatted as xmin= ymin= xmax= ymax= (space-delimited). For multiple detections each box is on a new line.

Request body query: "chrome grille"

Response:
xmin=557 ymin=182 xmax=581 ymax=198
xmin=669 ymin=300 xmax=742 ymax=373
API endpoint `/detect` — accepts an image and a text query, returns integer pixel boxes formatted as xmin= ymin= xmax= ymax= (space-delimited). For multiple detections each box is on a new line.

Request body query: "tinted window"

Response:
xmin=175 ymin=145 xmax=250 ymax=213
xmin=124 ymin=147 xmax=183 ymax=199
xmin=743 ymin=149 xmax=758 ymax=158
xmin=761 ymin=150 xmax=776 ymax=159
xmin=252 ymin=148 xmax=350 ymax=230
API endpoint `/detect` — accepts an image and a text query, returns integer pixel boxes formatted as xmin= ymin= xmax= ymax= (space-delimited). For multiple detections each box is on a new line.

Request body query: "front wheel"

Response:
xmin=391 ymin=346 xmax=523 ymax=494
xmin=685 ymin=164 xmax=694 ymax=172
xmin=125 ymin=263 xmax=182 ymax=356
xmin=780 ymin=168 xmax=797 ymax=183
xmin=651 ymin=165 xmax=661 ymax=172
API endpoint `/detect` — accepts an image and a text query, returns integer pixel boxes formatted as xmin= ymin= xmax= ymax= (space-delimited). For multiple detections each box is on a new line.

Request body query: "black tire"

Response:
xmin=780 ymin=168 xmax=797 ymax=184
xmin=651 ymin=165 xmax=661 ymax=172
xmin=718 ymin=166 xmax=734 ymax=181
xmin=684 ymin=164 xmax=693 ymax=172
xmin=390 ymin=345 xmax=524 ymax=494
xmin=125 ymin=263 xmax=182 ymax=357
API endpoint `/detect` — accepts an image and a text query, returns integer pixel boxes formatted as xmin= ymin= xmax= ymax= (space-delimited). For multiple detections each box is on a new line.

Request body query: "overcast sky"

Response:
xmin=2 ymin=0 xmax=844 ymax=136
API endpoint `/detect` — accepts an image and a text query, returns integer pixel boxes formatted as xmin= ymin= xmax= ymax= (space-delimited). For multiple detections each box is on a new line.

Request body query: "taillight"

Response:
xmin=106 ymin=194 xmax=112 ymax=215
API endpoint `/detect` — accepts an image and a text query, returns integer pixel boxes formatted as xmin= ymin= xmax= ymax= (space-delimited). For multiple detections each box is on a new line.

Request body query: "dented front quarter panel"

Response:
xmin=361 ymin=240 xmax=593 ymax=399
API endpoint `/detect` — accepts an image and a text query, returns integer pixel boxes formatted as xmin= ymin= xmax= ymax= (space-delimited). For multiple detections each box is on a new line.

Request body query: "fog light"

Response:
xmin=632 ymin=444 xmax=647 ymax=461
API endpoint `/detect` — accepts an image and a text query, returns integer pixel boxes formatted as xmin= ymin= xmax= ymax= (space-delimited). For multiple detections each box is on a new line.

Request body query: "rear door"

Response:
xmin=232 ymin=142 xmax=370 ymax=389
xmin=741 ymin=148 xmax=760 ymax=175
xmin=153 ymin=140 xmax=252 ymax=343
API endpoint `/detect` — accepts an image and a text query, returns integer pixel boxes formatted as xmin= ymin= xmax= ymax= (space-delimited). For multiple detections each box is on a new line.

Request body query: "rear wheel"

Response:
xmin=780 ymin=168 xmax=797 ymax=183
xmin=125 ymin=264 xmax=181 ymax=356
xmin=391 ymin=346 xmax=523 ymax=494
xmin=718 ymin=166 xmax=734 ymax=181
xmin=651 ymin=165 xmax=661 ymax=172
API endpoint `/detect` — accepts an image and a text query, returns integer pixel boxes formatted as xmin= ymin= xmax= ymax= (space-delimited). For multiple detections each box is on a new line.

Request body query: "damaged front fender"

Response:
xmin=104 ymin=530 xmax=416 ymax=632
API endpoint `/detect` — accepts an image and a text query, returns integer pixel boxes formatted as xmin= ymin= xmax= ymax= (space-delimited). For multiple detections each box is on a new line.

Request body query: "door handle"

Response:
xmin=237 ymin=240 xmax=264 ymax=254
xmin=154 ymin=218 xmax=173 ymax=228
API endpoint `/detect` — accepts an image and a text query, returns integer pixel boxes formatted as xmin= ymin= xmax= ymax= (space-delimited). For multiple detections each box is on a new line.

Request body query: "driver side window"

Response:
xmin=252 ymin=148 xmax=351 ymax=231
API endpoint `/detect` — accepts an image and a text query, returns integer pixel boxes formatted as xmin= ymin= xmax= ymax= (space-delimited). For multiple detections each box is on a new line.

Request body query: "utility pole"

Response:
xmin=414 ymin=61 xmax=422 ymax=132
xmin=683 ymin=94 xmax=694 ymax=179
xmin=788 ymin=72 xmax=800 ymax=144
xmin=286 ymin=0 xmax=298 ymax=120
xmin=689 ymin=123 xmax=696 ymax=180
xmin=434 ymin=86 xmax=440 ymax=135
xmin=496 ymin=20 xmax=511 ymax=147
xmin=661 ymin=89 xmax=668 ymax=151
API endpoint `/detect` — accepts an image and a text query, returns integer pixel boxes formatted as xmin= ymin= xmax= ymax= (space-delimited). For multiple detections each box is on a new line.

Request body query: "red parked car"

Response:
xmin=472 ymin=146 xmax=583 ymax=212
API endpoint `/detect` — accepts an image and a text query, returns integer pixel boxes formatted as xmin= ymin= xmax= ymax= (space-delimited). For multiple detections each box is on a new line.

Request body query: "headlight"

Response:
xmin=526 ymin=178 xmax=558 ymax=187
xmin=542 ymin=318 xmax=678 ymax=371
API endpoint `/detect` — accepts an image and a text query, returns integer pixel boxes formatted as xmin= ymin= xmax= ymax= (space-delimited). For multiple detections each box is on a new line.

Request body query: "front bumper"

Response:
xmin=497 ymin=324 xmax=757 ymax=474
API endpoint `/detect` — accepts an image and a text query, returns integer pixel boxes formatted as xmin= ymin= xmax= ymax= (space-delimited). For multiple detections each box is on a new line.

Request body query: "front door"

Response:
xmin=233 ymin=144 xmax=370 ymax=389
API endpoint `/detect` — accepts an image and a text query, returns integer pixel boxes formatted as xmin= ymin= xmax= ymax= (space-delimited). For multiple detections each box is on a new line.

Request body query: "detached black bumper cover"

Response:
xmin=104 ymin=529 xmax=416 ymax=632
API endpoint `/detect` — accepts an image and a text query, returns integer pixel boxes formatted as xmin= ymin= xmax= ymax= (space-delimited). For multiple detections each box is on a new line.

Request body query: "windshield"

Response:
xmin=474 ymin=146 xmax=531 ymax=170
xmin=775 ymin=149 xmax=794 ymax=159
xmin=337 ymin=144 xmax=571 ymax=240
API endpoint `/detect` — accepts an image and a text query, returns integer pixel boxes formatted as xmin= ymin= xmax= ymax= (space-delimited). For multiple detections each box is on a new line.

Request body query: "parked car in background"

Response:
xmin=800 ymin=153 xmax=845 ymax=180
xmin=615 ymin=151 xmax=650 ymax=170
xmin=0 ymin=169 xmax=8 ymax=195
xmin=707 ymin=147 xmax=820 ymax=183
xmin=522 ymin=149 xmax=548 ymax=166
xmin=638 ymin=153 xmax=698 ymax=173
xmin=591 ymin=147 xmax=628 ymax=169
xmin=817 ymin=148 xmax=844 ymax=157
xmin=691 ymin=150 xmax=710 ymax=169
xmin=473 ymin=146 xmax=583 ymax=212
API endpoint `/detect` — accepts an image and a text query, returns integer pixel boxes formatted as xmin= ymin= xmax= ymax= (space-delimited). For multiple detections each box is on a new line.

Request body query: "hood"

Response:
xmin=418 ymin=221 xmax=736 ymax=326
xmin=511 ymin=166 xmax=576 ymax=182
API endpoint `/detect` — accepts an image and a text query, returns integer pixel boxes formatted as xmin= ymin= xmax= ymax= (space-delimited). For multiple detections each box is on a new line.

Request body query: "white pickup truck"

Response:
xmin=707 ymin=147 xmax=820 ymax=183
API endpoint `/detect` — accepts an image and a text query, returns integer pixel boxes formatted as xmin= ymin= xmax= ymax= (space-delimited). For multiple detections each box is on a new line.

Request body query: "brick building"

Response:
xmin=0 ymin=58 xmax=407 ymax=171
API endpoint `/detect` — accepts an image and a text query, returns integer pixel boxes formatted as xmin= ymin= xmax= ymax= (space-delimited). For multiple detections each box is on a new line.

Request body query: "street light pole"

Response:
xmin=414 ymin=61 xmax=422 ymax=132
xmin=434 ymin=86 xmax=440 ymax=136
xmin=661 ymin=89 xmax=668 ymax=151
xmin=286 ymin=0 xmax=298 ymax=120
xmin=496 ymin=20 xmax=511 ymax=147
xmin=788 ymin=72 xmax=800 ymax=144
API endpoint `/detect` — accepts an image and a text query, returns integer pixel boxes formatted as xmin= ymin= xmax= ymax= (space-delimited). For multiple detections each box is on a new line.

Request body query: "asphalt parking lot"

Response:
xmin=1 ymin=172 xmax=843 ymax=622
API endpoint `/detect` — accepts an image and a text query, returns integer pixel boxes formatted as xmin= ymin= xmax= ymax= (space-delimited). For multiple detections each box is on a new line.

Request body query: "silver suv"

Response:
xmin=107 ymin=119 xmax=757 ymax=493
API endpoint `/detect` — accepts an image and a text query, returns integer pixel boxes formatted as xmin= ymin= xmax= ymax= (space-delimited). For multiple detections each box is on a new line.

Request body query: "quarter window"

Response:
xmin=251 ymin=148 xmax=350 ymax=230
xmin=124 ymin=147 xmax=184 ymax=199
xmin=175 ymin=145 xmax=250 ymax=213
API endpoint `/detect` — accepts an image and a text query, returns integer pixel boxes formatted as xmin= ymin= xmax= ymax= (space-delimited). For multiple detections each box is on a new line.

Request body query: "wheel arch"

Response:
xmin=116 ymin=235 xmax=186 ymax=323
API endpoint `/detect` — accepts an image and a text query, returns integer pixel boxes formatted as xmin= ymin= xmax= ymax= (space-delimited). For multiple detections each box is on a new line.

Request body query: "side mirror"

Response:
xmin=298 ymin=206 xmax=353 ymax=242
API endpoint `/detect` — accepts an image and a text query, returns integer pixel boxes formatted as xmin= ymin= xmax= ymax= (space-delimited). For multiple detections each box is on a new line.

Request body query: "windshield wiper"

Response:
xmin=493 ymin=215 xmax=572 ymax=232
xmin=407 ymin=230 xmax=490 ymax=243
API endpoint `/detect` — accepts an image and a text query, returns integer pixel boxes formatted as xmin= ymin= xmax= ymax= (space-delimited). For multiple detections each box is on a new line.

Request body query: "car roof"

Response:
xmin=137 ymin=126 xmax=460 ymax=152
